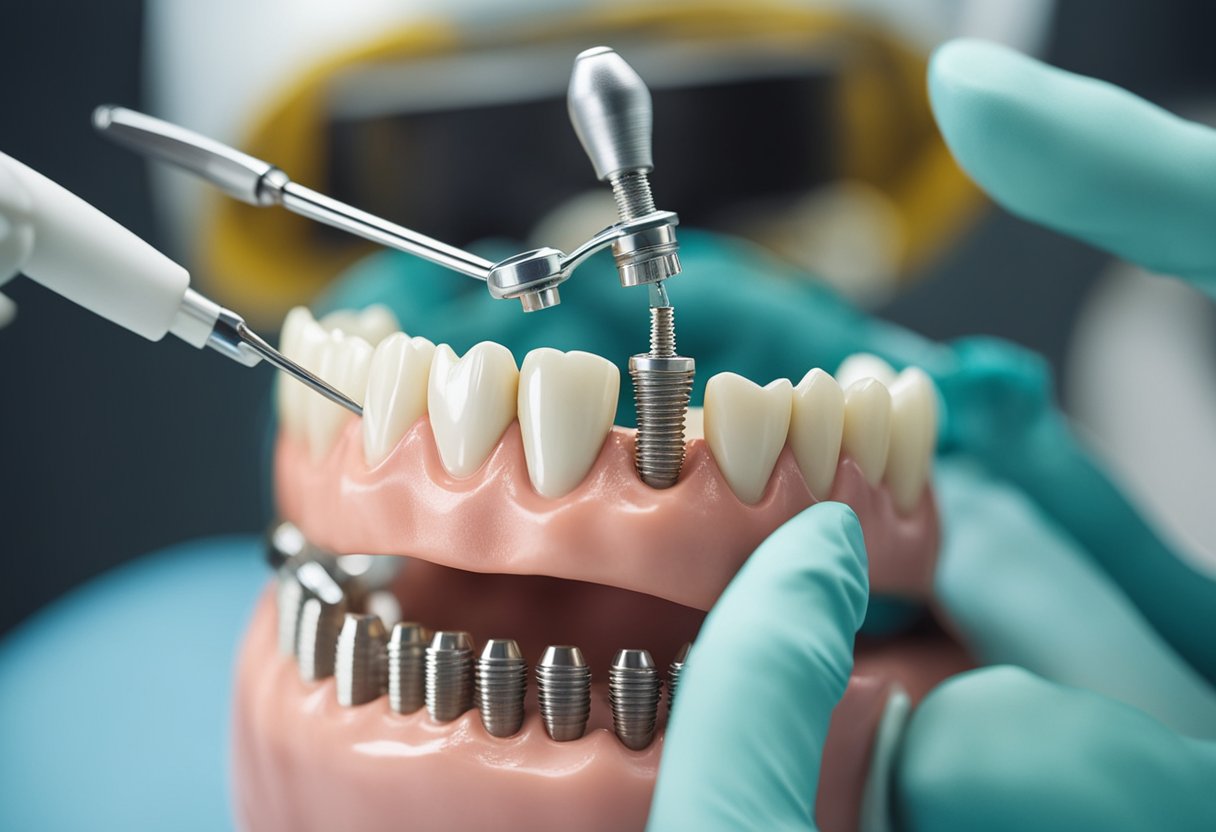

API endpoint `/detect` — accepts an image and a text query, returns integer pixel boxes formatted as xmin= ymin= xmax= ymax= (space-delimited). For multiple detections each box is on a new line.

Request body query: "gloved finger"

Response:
xmin=895 ymin=666 xmax=1216 ymax=832
xmin=929 ymin=38 xmax=1216 ymax=294
xmin=932 ymin=457 xmax=1216 ymax=738
xmin=648 ymin=502 xmax=869 ymax=832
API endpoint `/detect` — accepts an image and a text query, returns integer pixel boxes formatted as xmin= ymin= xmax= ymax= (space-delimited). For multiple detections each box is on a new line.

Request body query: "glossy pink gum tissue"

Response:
xmin=275 ymin=418 xmax=940 ymax=610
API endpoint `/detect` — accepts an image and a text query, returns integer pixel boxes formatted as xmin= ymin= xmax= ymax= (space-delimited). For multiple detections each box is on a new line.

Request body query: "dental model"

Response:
xmin=231 ymin=298 xmax=951 ymax=831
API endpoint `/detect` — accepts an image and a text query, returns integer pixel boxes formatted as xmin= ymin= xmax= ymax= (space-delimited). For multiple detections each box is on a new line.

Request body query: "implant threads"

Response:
xmin=336 ymin=614 xmax=389 ymax=707
xmin=387 ymin=622 xmax=429 ymax=715
xmin=426 ymin=631 xmax=475 ymax=722
xmin=296 ymin=595 xmax=346 ymax=682
xmin=276 ymin=569 xmax=305 ymax=657
xmin=609 ymin=649 xmax=662 ymax=750
xmin=537 ymin=645 xmax=592 ymax=741
xmin=609 ymin=170 xmax=657 ymax=219
xmin=476 ymin=639 xmax=528 ymax=738
xmin=668 ymin=642 xmax=690 ymax=713
xmin=631 ymin=306 xmax=695 ymax=489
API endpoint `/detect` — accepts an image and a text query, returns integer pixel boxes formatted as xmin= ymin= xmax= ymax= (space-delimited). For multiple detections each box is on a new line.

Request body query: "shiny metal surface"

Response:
xmin=568 ymin=46 xmax=654 ymax=181
xmin=629 ymin=306 xmax=696 ymax=489
xmin=476 ymin=639 xmax=528 ymax=738
xmin=335 ymin=613 xmax=389 ymax=707
xmin=609 ymin=649 xmax=662 ymax=750
xmin=274 ymin=568 xmax=305 ymax=658
xmin=296 ymin=594 xmax=346 ymax=683
xmin=425 ymin=631 xmax=475 ymax=722
xmin=536 ymin=645 xmax=591 ymax=742
xmin=668 ymin=642 xmax=691 ymax=713
xmin=387 ymin=622 xmax=430 ymax=715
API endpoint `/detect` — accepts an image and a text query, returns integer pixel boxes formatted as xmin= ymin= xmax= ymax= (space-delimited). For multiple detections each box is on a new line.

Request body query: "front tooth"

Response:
xmin=842 ymin=378 xmax=892 ymax=487
xmin=704 ymin=372 xmax=793 ymax=504
xmin=319 ymin=304 xmax=400 ymax=346
xmin=363 ymin=332 xmax=437 ymax=466
xmin=518 ymin=348 xmax=619 ymax=498
xmin=836 ymin=353 xmax=897 ymax=389
xmin=307 ymin=331 xmax=373 ymax=460
xmin=789 ymin=369 xmax=844 ymax=498
xmin=885 ymin=368 xmax=938 ymax=512
xmin=281 ymin=308 xmax=328 ymax=438
xmin=428 ymin=342 xmax=519 ymax=477
xmin=683 ymin=406 xmax=705 ymax=441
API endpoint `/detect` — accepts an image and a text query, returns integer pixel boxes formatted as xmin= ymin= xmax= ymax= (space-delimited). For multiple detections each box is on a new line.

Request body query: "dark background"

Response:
xmin=1 ymin=0 xmax=1214 ymax=636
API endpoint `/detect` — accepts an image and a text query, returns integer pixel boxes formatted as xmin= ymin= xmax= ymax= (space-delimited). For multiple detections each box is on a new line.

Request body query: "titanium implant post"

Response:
xmin=629 ymin=295 xmax=695 ymax=489
xmin=296 ymin=595 xmax=345 ymax=682
xmin=426 ymin=631 xmax=475 ymax=722
xmin=537 ymin=645 xmax=592 ymax=741
xmin=609 ymin=649 xmax=662 ymax=750
xmin=275 ymin=569 xmax=305 ymax=657
xmin=387 ymin=622 xmax=429 ymax=715
xmin=668 ymin=642 xmax=690 ymax=713
xmin=336 ymin=613 xmax=388 ymax=707
xmin=476 ymin=639 xmax=528 ymax=738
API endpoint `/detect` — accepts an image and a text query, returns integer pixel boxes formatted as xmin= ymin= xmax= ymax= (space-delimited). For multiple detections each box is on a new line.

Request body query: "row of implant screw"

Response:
xmin=275 ymin=549 xmax=691 ymax=749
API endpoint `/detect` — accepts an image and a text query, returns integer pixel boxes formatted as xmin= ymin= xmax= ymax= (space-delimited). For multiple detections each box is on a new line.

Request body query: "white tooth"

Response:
xmin=842 ymin=378 xmax=892 ymax=487
xmin=885 ymin=368 xmax=938 ymax=512
xmin=320 ymin=305 xmax=400 ymax=346
xmin=836 ymin=353 xmax=897 ymax=390
xmin=518 ymin=348 xmax=619 ymax=498
xmin=281 ymin=309 xmax=328 ymax=438
xmin=704 ymin=373 xmax=793 ymax=504
xmin=789 ymin=368 xmax=844 ymax=498
xmin=684 ymin=406 xmax=705 ymax=441
xmin=307 ymin=331 xmax=373 ymax=460
xmin=362 ymin=332 xmax=436 ymax=466
xmin=427 ymin=342 xmax=519 ymax=477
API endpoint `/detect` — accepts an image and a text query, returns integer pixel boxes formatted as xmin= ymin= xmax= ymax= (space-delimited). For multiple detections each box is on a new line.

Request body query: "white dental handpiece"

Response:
xmin=0 ymin=150 xmax=361 ymax=414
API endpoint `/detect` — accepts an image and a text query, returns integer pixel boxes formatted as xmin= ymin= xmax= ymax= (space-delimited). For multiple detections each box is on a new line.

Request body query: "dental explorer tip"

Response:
xmin=335 ymin=613 xmax=389 ymax=707
xmin=668 ymin=642 xmax=691 ymax=713
xmin=296 ymin=594 xmax=347 ymax=682
xmin=426 ymin=631 xmax=475 ymax=722
xmin=388 ymin=622 xmax=430 ymax=715
xmin=537 ymin=645 xmax=592 ymax=742
xmin=609 ymin=649 xmax=662 ymax=750
xmin=476 ymin=639 xmax=528 ymax=738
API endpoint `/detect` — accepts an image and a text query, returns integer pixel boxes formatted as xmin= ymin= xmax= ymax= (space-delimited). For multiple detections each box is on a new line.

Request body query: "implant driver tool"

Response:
xmin=476 ymin=639 xmax=528 ymax=738
xmin=426 ymin=631 xmax=475 ymax=722
xmin=336 ymin=614 xmax=389 ymax=707
xmin=537 ymin=645 xmax=592 ymax=742
xmin=569 ymin=47 xmax=694 ymax=489
xmin=609 ymin=649 xmax=662 ymax=751
xmin=388 ymin=622 xmax=430 ymax=715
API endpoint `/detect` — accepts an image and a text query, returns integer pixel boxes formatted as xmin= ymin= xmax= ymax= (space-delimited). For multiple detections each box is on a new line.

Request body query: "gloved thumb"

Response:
xmin=648 ymin=502 xmax=869 ymax=831
xmin=929 ymin=38 xmax=1216 ymax=295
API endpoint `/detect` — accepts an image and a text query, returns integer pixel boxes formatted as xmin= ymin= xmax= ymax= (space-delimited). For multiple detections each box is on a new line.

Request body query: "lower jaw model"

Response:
xmin=233 ymin=305 xmax=963 ymax=832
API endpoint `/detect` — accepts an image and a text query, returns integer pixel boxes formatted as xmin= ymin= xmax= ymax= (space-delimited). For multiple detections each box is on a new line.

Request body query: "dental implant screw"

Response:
xmin=276 ymin=568 xmax=305 ymax=657
xmin=388 ymin=622 xmax=430 ymax=715
xmin=609 ymin=649 xmax=662 ymax=750
xmin=335 ymin=613 xmax=389 ymax=707
xmin=537 ymin=645 xmax=592 ymax=742
xmin=630 ymin=303 xmax=695 ymax=489
xmin=296 ymin=594 xmax=347 ymax=682
xmin=476 ymin=639 xmax=528 ymax=738
xmin=426 ymin=631 xmax=475 ymax=722
xmin=668 ymin=642 xmax=691 ymax=714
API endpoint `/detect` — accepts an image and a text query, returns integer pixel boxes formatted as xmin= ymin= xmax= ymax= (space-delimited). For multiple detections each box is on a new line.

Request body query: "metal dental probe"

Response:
xmin=568 ymin=47 xmax=694 ymax=489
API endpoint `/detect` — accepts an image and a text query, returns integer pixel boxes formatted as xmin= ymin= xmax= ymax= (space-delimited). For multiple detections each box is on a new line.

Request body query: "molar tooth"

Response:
xmin=362 ymin=332 xmax=437 ymax=466
xmin=319 ymin=304 xmax=400 ymax=346
xmin=704 ymin=372 xmax=793 ymax=504
xmin=885 ymin=368 xmax=938 ymax=513
xmin=836 ymin=353 xmax=898 ymax=389
xmin=842 ymin=378 xmax=892 ymax=487
xmin=789 ymin=369 xmax=845 ymax=498
xmin=518 ymin=348 xmax=620 ymax=498
xmin=427 ymin=342 xmax=519 ymax=477
xmin=307 ymin=331 xmax=373 ymax=460
xmin=278 ymin=307 xmax=326 ymax=437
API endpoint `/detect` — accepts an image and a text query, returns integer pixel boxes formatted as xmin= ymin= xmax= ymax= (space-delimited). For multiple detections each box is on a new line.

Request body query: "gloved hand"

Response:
xmin=314 ymin=38 xmax=1216 ymax=830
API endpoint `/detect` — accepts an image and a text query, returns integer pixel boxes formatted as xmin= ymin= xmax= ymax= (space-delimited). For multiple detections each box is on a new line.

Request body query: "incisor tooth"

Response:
xmin=277 ymin=306 xmax=313 ymax=434
xmin=428 ymin=342 xmax=519 ymax=477
xmin=281 ymin=309 xmax=328 ymax=438
xmin=842 ymin=378 xmax=892 ymax=487
xmin=363 ymin=332 xmax=436 ymax=466
xmin=518 ymin=349 xmax=619 ymax=498
xmin=308 ymin=331 xmax=372 ymax=460
xmin=836 ymin=353 xmax=897 ymax=390
xmin=789 ymin=369 xmax=844 ymax=498
xmin=885 ymin=368 xmax=938 ymax=512
xmin=320 ymin=305 xmax=400 ymax=346
xmin=704 ymin=373 xmax=793 ymax=504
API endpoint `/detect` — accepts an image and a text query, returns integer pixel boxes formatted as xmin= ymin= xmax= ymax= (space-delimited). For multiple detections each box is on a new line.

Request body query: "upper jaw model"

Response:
xmin=232 ymin=302 xmax=952 ymax=832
